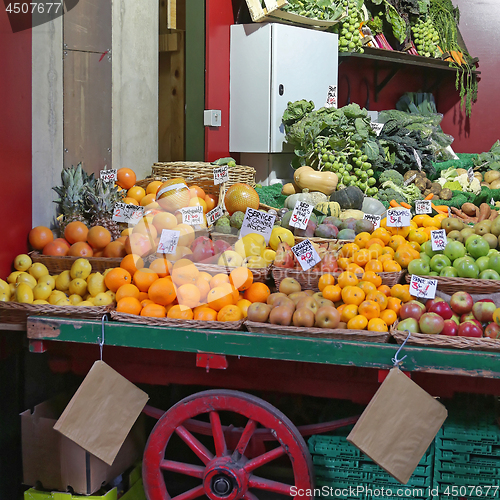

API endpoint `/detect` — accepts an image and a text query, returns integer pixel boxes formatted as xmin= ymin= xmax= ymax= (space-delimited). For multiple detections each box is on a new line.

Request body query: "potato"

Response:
xmin=491 ymin=179 xmax=500 ymax=190
xmin=474 ymin=172 xmax=483 ymax=181
xmin=430 ymin=182 xmax=442 ymax=194
xmin=440 ymin=188 xmax=452 ymax=200
xmin=456 ymin=168 xmax=468 ymax=176
xmin=485 ymin=170 xmax=500 ymax=184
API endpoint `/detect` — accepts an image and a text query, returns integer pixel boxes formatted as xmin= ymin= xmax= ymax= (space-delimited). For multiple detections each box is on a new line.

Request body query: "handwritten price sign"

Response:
xmin=370 ymin=122 xmax=384 ymax=136
xmin=387 ymin=208 xmax=411 ymax=227
xmin=410 ymin=275 xmax=437 ymax=300
xmin=112 ymin=203 xmax=144 ymax=225
xmin=289 ymin=201 xmax=314 ymax=230
xmin=415 ymin=200 xmax=432 ymax=215
xmin=292 ymin=239 xmax=321 ymax=271
xmin=206 ymin=205 xmax=224 ymax=226
xmin=213 ymin=165 xmax=229 ymax=185
xmin=180 ymin=206 xmax=204 ymax=226
xmin=324 ymin=84 xmax=337 ymax=109
xmin=157 ymin=229 xmax=180 ymax=254
xmin=363 ymin=213 xmax=381 ymax=230
xmin=100 ymin=169 xmax=117 ymax=183
xmin=240 ymin=208 xmax=276 ymax=244
xmin=431 ymin=229 xmax=447 ymax=251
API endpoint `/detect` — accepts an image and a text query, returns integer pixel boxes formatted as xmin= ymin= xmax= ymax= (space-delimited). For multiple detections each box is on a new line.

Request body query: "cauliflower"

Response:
xmin=456 ymin=174 xmax=481 ymax=195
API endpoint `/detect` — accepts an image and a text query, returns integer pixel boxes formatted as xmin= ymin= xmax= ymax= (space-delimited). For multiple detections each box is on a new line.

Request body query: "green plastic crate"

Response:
xmin=24 ymin=489 xmax=116 ymax=500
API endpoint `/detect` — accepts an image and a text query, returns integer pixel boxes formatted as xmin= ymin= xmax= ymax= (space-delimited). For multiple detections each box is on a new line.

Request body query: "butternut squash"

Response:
xmin=293 ymin=166 xmax=338 ymax=196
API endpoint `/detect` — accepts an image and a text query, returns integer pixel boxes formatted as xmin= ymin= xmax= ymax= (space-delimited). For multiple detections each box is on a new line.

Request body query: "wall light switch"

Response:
xmin=204 ymin=110 xmax=222 ymax=127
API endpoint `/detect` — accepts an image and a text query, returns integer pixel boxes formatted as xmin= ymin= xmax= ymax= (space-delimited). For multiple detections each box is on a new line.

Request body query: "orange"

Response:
xmin=198 ymin=271 xmax=213 ymax=284
xmin=318 ymin=273 xmax=336 ymax=292
xmin=379 ymin=308 xmax=397 ymax=326
xmin=357 ymin=281 xmax=377 ymax=296
xmin=123 ymin=197 xmax=139 ymax=206
xmin=224 ymin=183 xmax=260 ymax=215
xmin=366 ymin=244 xmax=384 ymax=260
xmin=243 ymin=282 xmax=271 ymax=303
xmin=148 ymin=277 xmax=176 ymax=305
xmin=341 ymin=286 xmax=365 ymax=306
xmin=120 ymin=254 xmax=144 ymax=276
xmin=365 ymin=259 xmax=384 ymax=273
xmin=412 ymin=215 xmax=429 ymax=227
xmin=104 ymin=268 xmax=132 ymax=292
xmin=379 ymin=253 xmax=394 ymax=264
xmin=422 ymin=216 xmax=439 ymax=228
xmin=354 ymin=232 xmax=371 ymax=249
xmin=126 ymin=186 xmax=146 ymax=203
xmin=223 ymin=283 xmax=240 ymax=304
xmin=217 ymin=304 xmax=244 ymax=322
xmin=124 ymin=233 xmax=153 ymax=257
xmin=366 ymin=291 xmax=388 ymax=311
xmin=358 ymin=300 xmax=380 ymax=320
xmin=103 ymin=240 xmax=127 ymax=258
xmin=381 ymin=246 xmax=395 ymax=257
xmin=43 ymin=238 xmax=70 ymax=256
xmin=189 ymin=196 xmax=208 ymax=214
xmin=229 ymin=267 xmax=253 ymax=291
xmin=149 ymin=257 xmax=172 ymax=278
xmin=340 ymin=243 xmax=360 ymax=258
xmin=323 ymin=284 xmax=342 ymax=302
xmin=207 ymin=286 xmax=234 ymax=311
xmin=387 ymin=225 xmax=411 ymax=238
xmin=365 ymin=238 xmax=385 ymax=250
xmin=29 ymin=226 xmax=54 ymax=250
xmin=116 ymin=168 xmax=137 ymax=190
xmin=337 ymin=271 xmax=359 ymax=288
xmin=116 ymin=284 xmax=140 ymax=302
xmin=138 ymin=292 xmax=149 ymax=302
xmin=146 ymin=180 xmax=163 ymax=196
xmin=386 ymin=297 xmax=402 ymax=315
xmin=64 ymin=221 xmax=89 ymax=245
xmin=189 ymin=185 xmax=206 ymax=199
xmin=400 ymin=284 xmax=412 ymax=303
xmin=340 ymin=304 xmax=358 ymax=323
xmin=383 ymin=260 xmax=402 ymax=272
xmin=394 ymin=245 xmax=418 ymax=269
xmin=195 ymin=277 xmax=211 ymax=303
xmin=140 ymin=303 xmax=166 ymax=317
xmin=140 ymin=194 xmax=158 ymax=207
xmin=352 ymin=249 xmax=371 ymax=268
xmin=177 ymin=283 xmax=201 ymax=309
xmin=176 ymin=224 xmax=196 ymax=247
xmin=368 ymin=318 xmax=388 ymax=332
xmin=371 ymin=228 xmax=391 ymax=245
xmin=423 ymin=226 xmax=440 ymax=237
xmin=204 ymin=193 xmax=218 ymax=212
xmin=407 ymin=241 xmax=421 ymax=253
xmin=172 ymin=259 xmax=199 ymax=286
xmin=68 ymin=241 xmax=94 ymax=258
xmin=152 ymin=211 xmax=178 ymax=233
xmin=347 ymin=315 xmax=368 ymax=330
xmin=167 ymin=304 xmax=194 ymax=320
xmin=210 ymin=273 xmax=230 ymax=289
xmin=408 ymin=228 xmax=427 ymax=245
xmin=236 ymin=299 xmax=252 ymax=318
xmin=378 ymin=284 xmax=392 ymax=297
xmin=362 ymin=271 xmax=382 ymax=288
xmin=388 ymin=235 xmax=406 ymax=252
xmin=347 ymin=264 xmax=365 ymax=276
xmin=391 ymin=284 xmax=408 ymax=301
xmin=132 ymin=219 xmax=158 ymax=240
xmin=194 ymin=307 xmax=218 ymax=321
xmin=133 ymin=268 xmax=159 ymax=292
xmin=337 ymin=258 xmax=351 ymax=270
xmin=116 ymin=296 xmax=142 ymax=315
xmin=141 ymin=298 xmax=155 ymax=307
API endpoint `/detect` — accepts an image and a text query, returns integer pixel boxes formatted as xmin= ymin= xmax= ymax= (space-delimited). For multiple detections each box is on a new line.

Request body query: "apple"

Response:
xmin=425 ymin=297 xmax=444 ymax=312
xmin=465 ymin=235 xmax=490 ymax=259
xmin=267 ymin=292 xmax=288 ymax=306
xmin=279 ymin=277 xmax=302 ymax=295
xmin=444 ymin=240 xmax=466 ymax=262
xmin=450 ymin=291 xmax=474 ymax=315
xmin=407 ymin=259 xmax=430 ymax=276
xmin=477 ymin=298 xmax=495 ymax=303
xmin=400 ymin=300 xmax=426 ymax=321
xmin=419 ymin=253 xmax=431 ymax=265
xmin=442 ymin=319 xmax=458 ymax=336
xmin=191 ymin=236 xmax=215 ymax=263
xmin=321 ymin=252 xmax=339 ymax=273
xmin=472 ymin=301 xmax=497 ymax=323
xmin=296 ymin=296 xmax=319 ymax=315
xmin=455 ymin=258 xmax=480 ymax=279
xmin=422 ymin=240 xmax=439 ymax=259
xmin=419 ymin=312 xmax=445 ymax=335
xmin=314 ymin=306 xmax=341 ymax=329
xmin=293 ymin=307 xmax=315 ymax=328
xmin=430 ymin=254 xmax=452 ymax=273
xmin=274 ymin=241 xmax=295 ymax=269
xmin=480 ymin=270 xmax=500 ymax=280
xmin=460 ymin=312 xmax=475 ymax=323
xmin=397 ymin=317 xmax=420 ymax=333
xmin=269 ymin=306 xmax=294 ymax=326
xmin=451 ymin=314 xmax=460 ymax=325
xmin=214 ymin=240 xmax=231 ymax=255
xmin=476 ymin=255 xmax=491 ymax=273
xmin=247 ymin=302 xmax=272 ymax=323
xmin=484 ymin=322 xmax=500 ymax=339
xmin=440 ymin=266 xmax=459 ymax=277
xmin=218 ymin=250 xmax=244 ymax=267
xmin=428 ymin=301 xmax=453 ymax=320
xmin=458 ymin=320 xmax=483 ymax=338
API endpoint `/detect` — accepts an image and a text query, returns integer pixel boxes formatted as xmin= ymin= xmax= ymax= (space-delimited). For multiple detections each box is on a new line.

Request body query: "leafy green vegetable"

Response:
xmin=379 ymin=169 xmax=404 ymax=184
xmin=281 ymin=0 xmax=344 ymax=21
xmin=384 ymin=2 xmax=407 ymax=43
xmin=473 ymin=140 xmax=500 ymax=171
xmin=282 ymin=100 xmax=315 ymax=134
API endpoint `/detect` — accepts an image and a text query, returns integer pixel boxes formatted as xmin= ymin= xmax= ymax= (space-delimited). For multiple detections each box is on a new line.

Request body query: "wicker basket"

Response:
xmin=197 ymin=263 xmax=272 ymax=284
xmin=0 ymin=302 xmax=113 ymax=325
xmin=404 ymin=273 xmax=500 ymax=295
xmin=245 ymin=321 xmax=390 ymax=343
xmin=111 ymin=310 xmax=244 ymax=330
xmin=29 ymin=252 xmax=122 ymax=274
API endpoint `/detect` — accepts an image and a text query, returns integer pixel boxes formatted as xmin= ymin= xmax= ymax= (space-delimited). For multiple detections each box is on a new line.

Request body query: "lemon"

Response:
xmin=33 ymin=283 xmax=52 ymax=301
xmin=105 ymin=290 xmax=116 ymax=302
xmin=70 ymin=258 xmax=92 ymax=280
xmin=55 ymin=270 xmax=71 ymax=292
xmin=69 ymin=278 xmax=87 ymax=296
xmin=9 ymin=283 xmax=16 ymax=296
xmin=93 ymin=292 xmax=113 ymax=306
xmin=28 ymin=263 xmax=49 ymax=280
xmin=0 ymin=293 xmax=9 ymax=302
xmin=38 ymin=274 xmax=55 ymax=290
xmin=14 ymin=254 xmax=32 ymax=272
xmin=77 ymin=300 xmax=94 ymax=307
xmin=87 ymin=272 xmax=106 ymax=297
xmin=48 ymin=290 xmax=67 ymax=305
xmin=69 ymin=294 xmax=83 ymax=305
xmin=16 ymin=272 xmax=37 ymax=289
xmin=15 ymin=283 xmax=34 ymax=304
xmin=55 ymin=297 xmax=71 ymax=306
xmin=7 ymin=271 xmax=23 ymax=284
xmin=0 ymin=278 xmax=10 ymax=296
xmin=261 ymin=248 xmax=276 ymax=265
xmin=33 ymin=299 xmax=50 ymax=305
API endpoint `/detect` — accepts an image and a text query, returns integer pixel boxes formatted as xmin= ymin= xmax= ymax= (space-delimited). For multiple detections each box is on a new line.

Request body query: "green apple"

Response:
xmin=476 ymin=256 xmax=491 ymax=273
xmin=428 ymin=271 xmax=439 ymax=276
xmin=488 ymin=249 xmax=499 ymax=257
xmin=419 ymin=253 xmax=431 ymax=265
xmin=408 ymin=259 xmax=431 ymax=276
xmin=465 ymin=234 xmax=490 ymax=259
xmin=440 ymin=266 xmax=459 ymax=277
xmin=455 ymin=258 xmax=480 ymax=278
xmin=488 ymin=253 xmax=500 ymax=275
xmin=453 ymin=256 xmax=472 ymax=271
xmin=479 ymin=269 xmax=500 ymax=280
xmin=444 ymin=240 xmax=466 ymax=262
xmin=430 ymin=254 xmax=452 ymax=273
xmin=422 ymin=240 xmax=440 ymax=259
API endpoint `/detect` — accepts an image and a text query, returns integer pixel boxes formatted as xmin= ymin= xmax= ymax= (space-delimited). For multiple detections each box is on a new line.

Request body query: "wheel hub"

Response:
xmin=212 ymin=474 xmax=234 ymax=496
xmin=203 ymin=456 xmax=248 ymax=500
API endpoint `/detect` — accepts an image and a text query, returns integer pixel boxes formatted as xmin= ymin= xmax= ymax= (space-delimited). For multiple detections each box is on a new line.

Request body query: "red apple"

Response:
xmin=191 ymin=236 xmax=215 ymax=263
xmin=477 ymin=299 xmax=495 ymax=303
xmin=214 ymin=240 xmax=232 ymax=255
xmin=428 ymin=301 xmax=453 ymax=320
xmin=441 ymin=319 xmax=458 ymax=336
xmin=419 ymin=312 xmax=445 ymax=335
xmin=321 ymin=252 xmax=339 ymax=273
xmin=458 ymin=320 xmax=483 ymax=338
xmin=451 ymin=314 xmax=460 ymax=325
xmin=400 ymin=301 xmax=426 ymax=321
xmin=470 ymin=318 xmax=483 ymax=330
xmin=472 ymin=301 xmax=497 ymax=323
xmin=460 ymin=312 xmax=475 ymax=323
xmin=274 ymin=241 xmax=295 ymax=268
xmin=397 ymin=318 xmax=420 ymax=333
xmin=484 ymin=322 xmax=500 ymax=339
xmin=425 ymin=297 xmax=444 ymax=312
xmin=450 ymin=291 xmax=474 ymax=315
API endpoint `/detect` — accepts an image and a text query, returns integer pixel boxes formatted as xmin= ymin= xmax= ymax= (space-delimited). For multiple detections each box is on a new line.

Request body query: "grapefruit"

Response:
xmin=224 ymin=183 xmax=259 ymax=215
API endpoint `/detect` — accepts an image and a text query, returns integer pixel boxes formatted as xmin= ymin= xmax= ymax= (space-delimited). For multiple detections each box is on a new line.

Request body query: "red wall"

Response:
xmin=0 ymin=9 xmax=32 ymax=277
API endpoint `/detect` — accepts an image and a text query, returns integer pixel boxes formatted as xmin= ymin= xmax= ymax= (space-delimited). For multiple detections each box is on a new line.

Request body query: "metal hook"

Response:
xmin=99 ymin=315 xmax=108 ymax=361
xmin=392 ymin=330 xmax=411 ymax=367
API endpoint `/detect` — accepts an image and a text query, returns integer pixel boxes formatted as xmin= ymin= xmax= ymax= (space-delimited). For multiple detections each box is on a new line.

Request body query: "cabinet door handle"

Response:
xmin=278 ymin=84 xmax=284 ymax=96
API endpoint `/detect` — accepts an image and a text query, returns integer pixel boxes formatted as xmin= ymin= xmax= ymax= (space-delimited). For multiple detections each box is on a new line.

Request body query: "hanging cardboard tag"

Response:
xmin=53 ymin=360 xmax=149 ymax=466
xmin=347 ymin=367 xmax=447 ymax=484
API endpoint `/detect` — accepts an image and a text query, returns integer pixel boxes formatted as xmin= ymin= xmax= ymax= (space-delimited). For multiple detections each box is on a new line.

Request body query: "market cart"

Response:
xmin=25 ymin=316 xmax=500 ymax=500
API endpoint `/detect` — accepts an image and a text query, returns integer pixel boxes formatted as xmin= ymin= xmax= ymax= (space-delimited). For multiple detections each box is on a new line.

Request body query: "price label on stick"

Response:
xmin=180 ymin=206 xmax=204 ymax=226
xmin=100 ymin=169 xmax=117 ymax=183
xmin=239 ymin=208 xmax=276 ymax=244
xmin=363 ymin=213 xmax=381 ymax=230
xmin=431 ymin=229 xmax=447 ymax=251
xmin=410 ymin=275 xmax=437 ymax=300
xmin=324 ymin=85 xmax=337 ymax=109
xmin=412 ymin=148 xmax=422 ymax=171
xmin=387 ymin=208 xmax=411 ymax=227
xmin=157 ymin=229 xmax=180 ymax=255
xmin=404 ymin=174 xmax=417 ymax=186
xmin=370 ymin=122 xmax=384 ymax=136
xmin=206 ymin=205 xmax=224 ymax=226
xmin=468 ymin=167 xmax=474 ymax=183
xmin=112 ymin=203 xmax=144 ymax=225
xmin=213 ymin=165 xmax=229 ymax=185
xmin=291 ymin=239 xmax=321 ymax=271
xmin=415 ymin=200 xmax=432 ymax=215
xmin=289 ymin=201 xmax=314 ymax=230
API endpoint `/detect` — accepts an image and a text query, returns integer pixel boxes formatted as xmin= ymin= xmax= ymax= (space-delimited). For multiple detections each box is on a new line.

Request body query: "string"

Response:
xmin=392 ymin=330 xmax=411 ymax=367
xmin=99 ymin=315 xmax=108 ymax=361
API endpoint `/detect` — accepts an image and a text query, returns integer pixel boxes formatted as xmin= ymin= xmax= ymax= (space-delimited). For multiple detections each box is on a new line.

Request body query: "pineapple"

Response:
xmin=85 ymin=178 xmax=124 ymax=240
xmin=53 ymin=163 xmax=93 ymax=235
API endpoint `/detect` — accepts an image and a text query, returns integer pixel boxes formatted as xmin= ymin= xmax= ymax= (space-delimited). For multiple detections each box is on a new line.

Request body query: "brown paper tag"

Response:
xmin=53 ymin=360 xmax=149 ymax=465
xmin=347 ymin=367 xmax=447 ymax=484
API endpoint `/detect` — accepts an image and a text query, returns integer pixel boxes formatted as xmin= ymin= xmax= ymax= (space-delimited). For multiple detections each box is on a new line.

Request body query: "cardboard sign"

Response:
xmin=206 ymin=205 xmax=224 ymax=226
xmin=180 ymin=206 xmax=204 ymax=226
xmin=291 ymin=239 xmax=321 ymax=271
xmin=100 ymin=169 xmax=117 ymax=183
xmin=387 ymin=208 xmax=411 ymax=227
xmin=324 ymin=84 xmax=337 ymax=109
xmin=363 ymin=213 xmax=381 ymax=230
xmin=410 ymin=274 xmax=437 ymax=299
xmin=415 ymin=200 xmax=432 ymax=215
xmin=289 ymin=201 xmax=314 ymax=230
xmin=347 ymin=367 xmax=447 ymax=484
xmin=239 ymin=208 xmax=276 ymax=244
xmin=53 ymin=361 xmax=149 ymax=466
xmin=112 ymin=203 xmax=144 ymax=225
xmin=431 ymin=229 xmax=447 ymax=251
xmin=370 ymin=122 xmax=384 ymax=136
xmin=213 ymin=165 xmax=229 ymax=185
xmin=157 ymin=229 xmax=180 ymax=254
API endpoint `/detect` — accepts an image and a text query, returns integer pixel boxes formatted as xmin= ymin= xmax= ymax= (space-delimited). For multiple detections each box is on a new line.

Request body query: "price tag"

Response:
xmin=410 ymin=275 xmax=437 ymax=300
xmin=112 ymin=203 xmax=144 ymax=225
xmin=431 ymin=229 xmax=447 ymax=251
xmin=415 ymin=200 xmax=432 ymax=215
xmin=100 ymin=169 xmax=117 ymax=183
xmin=363 ymin=213 xmax=381 ymax=230
xmin=239 ymin=208 xmax=276 ymax=244
xmin=324 ymin=85 xmax=337 ymax=109
xmin=404 ymin=174 xmax=417 ymax=186
xmin=213 ymin=165 xmax=229 ymax=185
xmin=289 ymin=201 xmax=314 ymax=230
xmin=206 ymin=205 xmax=224 ymax=226
xmin=370 ymin=122 xmax=384 ymax=136
xmin=157 ymin=229 xmax=180 ymax=254
xmin=180 ymin=206 xmax=204 ymax=226
xmin=412 ymin=148 xmax=422 ymax=171
xmin=387 ymin=208 xmax=411 ymax=227
xmin=468 ymin=167 xmax=474 ymax=183
xmin=291 ymin=239 xmax=321 ymax=271
xmin=491 ymin=198 xmax=495 ymax=206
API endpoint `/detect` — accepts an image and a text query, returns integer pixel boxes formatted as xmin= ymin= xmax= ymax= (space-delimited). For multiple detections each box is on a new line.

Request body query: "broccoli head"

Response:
xmin=375 ymin=188 xmax=406 ymax=204
xmin=379 ymin=169 xmax=404 ymax=185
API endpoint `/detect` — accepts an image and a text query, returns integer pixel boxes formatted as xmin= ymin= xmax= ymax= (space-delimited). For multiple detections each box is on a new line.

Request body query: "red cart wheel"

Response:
xmin=143 ymin=389 xmax=314 ymax=499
